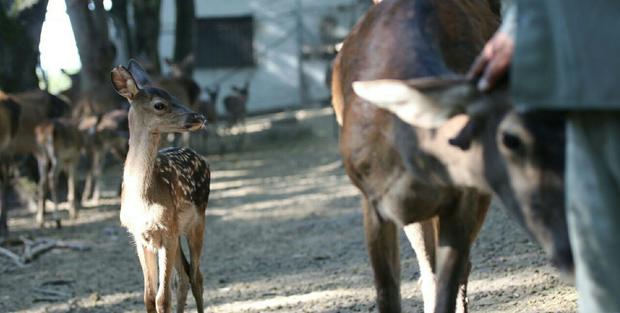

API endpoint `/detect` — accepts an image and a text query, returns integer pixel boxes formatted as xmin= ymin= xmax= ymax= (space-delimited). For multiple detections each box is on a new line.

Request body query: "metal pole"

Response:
xmin=296 ymin=0 xmax=308 ymax=106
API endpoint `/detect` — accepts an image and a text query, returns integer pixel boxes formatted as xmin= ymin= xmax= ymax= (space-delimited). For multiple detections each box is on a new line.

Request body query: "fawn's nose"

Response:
xmin=185 ymin=113 xmax=206 ymax=130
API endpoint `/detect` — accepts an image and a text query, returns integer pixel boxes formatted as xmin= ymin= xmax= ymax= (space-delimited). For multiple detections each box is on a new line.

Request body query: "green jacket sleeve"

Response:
xmin=511 ymin=0 xmax=620 ymax=110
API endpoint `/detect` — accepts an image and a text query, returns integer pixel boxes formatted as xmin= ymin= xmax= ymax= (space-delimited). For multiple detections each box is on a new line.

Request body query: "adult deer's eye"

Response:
xmin=153 ymin=102 xmax=165 ymax=111
xmin=502 ymin=132 xmax=523 ymax=151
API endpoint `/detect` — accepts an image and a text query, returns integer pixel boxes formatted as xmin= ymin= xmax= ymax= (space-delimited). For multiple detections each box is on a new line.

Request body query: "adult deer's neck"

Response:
xmin=123 ymin=109 xmax=160 ymax=198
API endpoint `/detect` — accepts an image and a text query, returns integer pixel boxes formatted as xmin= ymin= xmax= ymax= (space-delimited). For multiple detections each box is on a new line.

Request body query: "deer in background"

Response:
xmin=202 ymin=85 xmax=220 ymax=126
xmin=151 ymin=55 xmax=201 ymax=148
xmin=81 ymin=109 xmax=129 ymax=204
xmin=196 ymin=85 xmax=223 ymax=152
xmin=34 ymin=118 xmax=83 ymax=225
xmin=0 ymin=90 xmax=71 ymax=232
xmin=111 ymin=60 xmax=210 ymax=313
xmin=60 ymin=69 xmax=129 ymax=205
xmin=0 ymin=94 xmax=20 ymax=152
xmin=159 ymin=55 xmax=201 ymax=111
xmin=332 ymin=0 xmax=570 ymax=312
xmin=222 ymin=81 xmax=250 ymax=150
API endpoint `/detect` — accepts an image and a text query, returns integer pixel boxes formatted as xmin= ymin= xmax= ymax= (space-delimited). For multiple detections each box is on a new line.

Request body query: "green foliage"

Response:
xmin=7 ymin=0 xmax=41 ymax=17
xmin=42 ymin=70 xmax=73 ymax=94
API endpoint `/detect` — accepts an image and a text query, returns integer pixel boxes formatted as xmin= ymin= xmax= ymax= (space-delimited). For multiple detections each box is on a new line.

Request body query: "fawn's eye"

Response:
xmin=153 ymin=102 xmax=165 ymax=111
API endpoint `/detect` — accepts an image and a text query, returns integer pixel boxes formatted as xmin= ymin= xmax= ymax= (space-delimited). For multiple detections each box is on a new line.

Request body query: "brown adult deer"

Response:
xmin=223 ymin=81 xmax=249 ymax=127
xmin=159 ymin=55 xmax=201 ymax=111
xmin=158 ymin=55 xmax=201 ymax=148
xmin=81 ymin=109 xmax=129 ymax=204
xmin=0 ymin=90 xmax=71 ymax=234
xmin=34 ymin=118 xmax=84 ymax=225
xmin=61 ymin=69 xmax=130 ymax=205
xmin=222 ymin=81 xmax=250 ymax=149
xmin=195 ymin=85 xmax=222 ymax=152
xmin=111 ymin=60 xmax=210 ymax=313
xmin=71 ymin=83 xmax=126 ymax=118
xmin=202 ymin=85 xmax=219 ymax=125
xmin=332 ymin=1 xmax=570 ymax=312
xmin=0 ymin=94 xmax=20 ymax=152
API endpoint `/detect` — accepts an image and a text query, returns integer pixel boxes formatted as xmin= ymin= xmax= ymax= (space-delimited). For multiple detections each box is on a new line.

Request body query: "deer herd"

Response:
xmin=0 ymin=1 xmax=575 ymax=313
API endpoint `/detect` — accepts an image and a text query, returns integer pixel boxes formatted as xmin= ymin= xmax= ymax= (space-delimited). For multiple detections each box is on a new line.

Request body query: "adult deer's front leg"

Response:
xmin=455 ymin=194 xmax=491 ymax=313
xmin=137 ymin=244 xmax=158 ymax=313
xmin=434 ymin=191 xmax=479 ymax=313
xmin=157 ymin=238 xmax=179 ymax=313
xmin=363 ymin=198 xmax=401 ymax=313
xmin=404 ymin=219 xmax=438 ymax=313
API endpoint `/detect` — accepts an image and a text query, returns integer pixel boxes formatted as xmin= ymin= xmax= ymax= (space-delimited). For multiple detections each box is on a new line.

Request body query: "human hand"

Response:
xmin=467 ymin=5 xmax=517 ymax=92
xmin=467 ymin=30 xmax=514 ymax=92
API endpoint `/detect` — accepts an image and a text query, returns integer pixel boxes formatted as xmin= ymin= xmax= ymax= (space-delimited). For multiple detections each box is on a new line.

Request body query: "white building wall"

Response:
xmin=158 ymin=0 xmax=366 ymax=114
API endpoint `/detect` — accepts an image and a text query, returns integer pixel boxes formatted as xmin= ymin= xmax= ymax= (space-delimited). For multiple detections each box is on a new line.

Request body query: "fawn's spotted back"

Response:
xmin=156 ymin=147 xmax=210 ymax=210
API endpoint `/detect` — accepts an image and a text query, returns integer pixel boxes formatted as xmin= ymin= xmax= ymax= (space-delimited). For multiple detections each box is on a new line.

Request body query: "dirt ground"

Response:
xmin=0 ymin=107 xmax=576 ymax=313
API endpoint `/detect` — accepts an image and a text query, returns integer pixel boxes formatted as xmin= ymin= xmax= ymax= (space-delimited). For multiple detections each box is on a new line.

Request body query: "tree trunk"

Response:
xmin=0 ymin=0 xmax=49 ymax=92
xmin=109 ymin=0 xmax=133 ymax=59
xmin=65 ymin=0 xmax=116 ymax=91
xmin=174 ymin=0 xmax=195 ymax=74
xmin=133 ymin=0 xmax=161 ymax=73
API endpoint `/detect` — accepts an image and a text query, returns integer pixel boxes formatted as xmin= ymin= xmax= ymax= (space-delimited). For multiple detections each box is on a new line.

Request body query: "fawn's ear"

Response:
xmin=352 ymin=77 xmax=476 ymax=129
xmin=111 ymin=66 xmax=140 ymax=100
xmin=127 ymin=59 xmax=152 ymax=88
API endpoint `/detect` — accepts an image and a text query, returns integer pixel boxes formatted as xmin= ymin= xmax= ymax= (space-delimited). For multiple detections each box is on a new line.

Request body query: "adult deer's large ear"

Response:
xmin=111 ymin=66 xmax=140 ymax=100
xmin=127 ymin=59 xmax=152 ymax=88
xmin=352 ymin=76 xmax=476 ymax=129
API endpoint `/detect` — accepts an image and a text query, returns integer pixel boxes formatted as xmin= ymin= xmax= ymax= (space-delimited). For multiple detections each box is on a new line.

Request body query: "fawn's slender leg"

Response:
xmin=81 ymin=150 xmax=94 ymax=204
xmin=91 ymin=150 xmax=103 ymax=204
xmin=404 ymin=218 xmax=438 ymax=313
xmin=35 ymin=153 xmax=48 ymax=227
xmin=174 ymin=240 xmax=191 ymax=313
xmin=47 ymin=157 xmax=61 ymax=228
xmin=67 ymin=164 xmax=78 ymax=219
xmin=157 ymin=238 xmax=179 ymax=313
xmin=236 ymin=121 xmax=246 ymax=150
xmin=137 ymin=244 xmax=158 ymax=313
xmin=363 ymin=198 xmax=401 ymax=313
xmin=187 ymin=219 xmax=205 ymax=313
